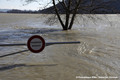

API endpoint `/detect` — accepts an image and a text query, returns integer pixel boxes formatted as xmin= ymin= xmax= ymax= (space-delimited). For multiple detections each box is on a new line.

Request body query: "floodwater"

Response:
xmin=0 ymin=13 xmax=120 ymax=80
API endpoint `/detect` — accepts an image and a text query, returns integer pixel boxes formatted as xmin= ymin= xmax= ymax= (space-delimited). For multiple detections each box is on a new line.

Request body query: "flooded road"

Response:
xmin=0 ymin=13 xmax=120 ymax=80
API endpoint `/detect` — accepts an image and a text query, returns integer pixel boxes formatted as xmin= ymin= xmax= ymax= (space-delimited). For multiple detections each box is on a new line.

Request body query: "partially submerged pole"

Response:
xmin=0 ymin=35 xmax=80 ymax=57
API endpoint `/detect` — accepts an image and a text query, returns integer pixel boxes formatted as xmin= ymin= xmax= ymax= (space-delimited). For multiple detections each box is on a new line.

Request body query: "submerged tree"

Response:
xmin=24 ymin=0 xmax=118 ymax=30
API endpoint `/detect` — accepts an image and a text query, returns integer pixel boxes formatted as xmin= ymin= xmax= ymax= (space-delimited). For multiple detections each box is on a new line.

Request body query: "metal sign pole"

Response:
xmin=0 ymin=41 xmax=80 ymax=46
xmin=0 ymin=35 xmax=80 ymax=57
xmin=0 ymin=50 xmax=29 ymax=58
xmin=0 ymin=41 xmax=80 ymax=47
xmin=46 ymin=41 xmax=80 ymax=46
xmin=0 ymin=44 xmax=26 ymax=46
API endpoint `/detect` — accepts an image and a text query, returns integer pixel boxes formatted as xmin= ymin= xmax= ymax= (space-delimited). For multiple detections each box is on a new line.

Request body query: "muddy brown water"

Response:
xmin=0 ymin=13 xmax=120 ymax=80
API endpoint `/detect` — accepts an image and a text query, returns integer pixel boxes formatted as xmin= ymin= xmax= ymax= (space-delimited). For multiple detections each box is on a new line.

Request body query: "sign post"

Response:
xmin=0 ymin=35 xmax=80 ymax=55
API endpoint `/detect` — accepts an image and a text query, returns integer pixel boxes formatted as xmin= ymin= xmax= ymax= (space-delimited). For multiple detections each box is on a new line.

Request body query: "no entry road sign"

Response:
xmin=0 ymin=35 xmax=80 ymax=56
xmin=27 ymin=35 xmax=45 ymax=53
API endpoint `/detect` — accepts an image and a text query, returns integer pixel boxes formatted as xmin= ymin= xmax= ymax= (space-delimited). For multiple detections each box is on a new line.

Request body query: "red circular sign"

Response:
xmin=27 ymin=35 xmax=45 ymax=53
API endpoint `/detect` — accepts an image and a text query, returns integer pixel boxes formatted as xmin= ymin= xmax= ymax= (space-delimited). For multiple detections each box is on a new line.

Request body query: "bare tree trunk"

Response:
xmin=65 ymin=0 xmax=71 ymax=30
xmin=68 ymin=0 xmax=81 ymax=29
xmin=68 ymin=13 xmax=76 ymax=30
xmin=53 ymin=0 xmax=66 ymax=30
xmin=65 ymin=12 xmax=69 ymax=30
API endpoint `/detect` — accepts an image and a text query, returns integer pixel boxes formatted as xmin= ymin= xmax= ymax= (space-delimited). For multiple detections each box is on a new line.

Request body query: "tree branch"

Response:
xmin=53 ymin=0 xmax=65 ymax=29
xmin=69 ymin=0 xmax=82 ymax=29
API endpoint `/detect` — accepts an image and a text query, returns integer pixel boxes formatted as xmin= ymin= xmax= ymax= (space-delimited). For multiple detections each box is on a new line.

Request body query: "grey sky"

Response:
xmin=0 ymin=0 xmax=52 ymax=10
